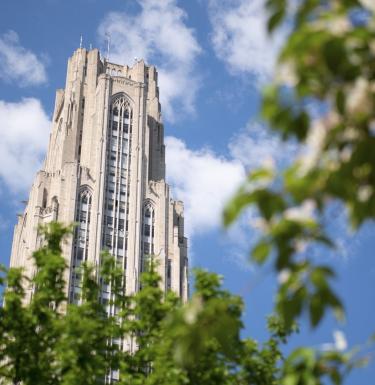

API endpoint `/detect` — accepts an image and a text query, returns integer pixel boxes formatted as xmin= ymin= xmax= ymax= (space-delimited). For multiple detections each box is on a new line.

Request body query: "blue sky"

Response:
xmin=0 ymin=0 xmax=374 ymax=382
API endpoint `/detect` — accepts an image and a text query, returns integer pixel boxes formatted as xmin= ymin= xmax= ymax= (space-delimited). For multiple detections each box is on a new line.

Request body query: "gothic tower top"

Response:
xmin=10 ymin=48 xmax=188 ymax=310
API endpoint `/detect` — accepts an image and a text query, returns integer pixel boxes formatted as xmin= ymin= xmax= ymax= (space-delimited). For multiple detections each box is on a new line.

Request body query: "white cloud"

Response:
xmin=0 ymin=98 xmax=50 ymax=193
xmin=164 ymin=122 xmax=299 ymax=273
xmin=0 ymin=30 xmax=47 ymax=86
xmin=208 ymin=0 xmax=284 ymax=81
xmin=165 ymin=121 xmax=296 ymax=238
xmin=229 ymin=121 xmax=296 ymax=170
xmin=98 ymin=0 xmax=201 ymax=121
xmin=165 ymin=136 xmax=245 ymax=236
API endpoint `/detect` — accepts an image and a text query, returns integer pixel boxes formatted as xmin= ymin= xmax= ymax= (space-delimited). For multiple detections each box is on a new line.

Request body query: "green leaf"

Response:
xmin=282 ymin=373 xmax=299 ymax=385
xmin=268 ymin=9 xmax=286 ymax=33
xmin=251 ymin=240 xmax=271 ymax=264
xmin=223 ymin=187 xmax=255 ymax=226
xmin=329 ymin=369 xmax=342 ymax=385
xmin=249 ymin=167 xmax=274 ymax=182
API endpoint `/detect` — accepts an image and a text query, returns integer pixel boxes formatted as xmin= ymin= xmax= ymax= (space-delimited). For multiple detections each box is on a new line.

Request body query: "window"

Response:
xmin=143 ymin=242 xmax=150 ymax=254
xmin=72 ymin=188 xmax=92 ymax=302
xmin=105 ymin=234 xmax=112 ymax=247
xmin=76 ymin=248 xmax=84 ymax=260
xmin=42 ymin=188 xmax=48 ymax=209
xmin=167 ymin=259 xmax=172 ymax=279
xmin=144 ymin=224 xmax=150 ymax=237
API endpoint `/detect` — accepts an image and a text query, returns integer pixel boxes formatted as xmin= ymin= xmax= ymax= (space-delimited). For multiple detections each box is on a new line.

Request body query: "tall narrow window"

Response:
xmin=42 ymin=188 xmax=48 ymax=209
xmin=70 ymin=188 xmax=92 ymax=304
xmin=52 ymin=196 xmax=59 ymax=220
xmin=167 ymin=259 xmax=172 ymax=290
xmin=141 ymin=203 xmax=155 ymax=273
xmin=101 ymin=94 xmax=133 ymax=314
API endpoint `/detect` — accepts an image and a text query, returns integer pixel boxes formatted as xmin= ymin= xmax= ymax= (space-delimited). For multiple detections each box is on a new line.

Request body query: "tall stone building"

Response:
xmin=10 ymin=48 xmax=188 ymax=306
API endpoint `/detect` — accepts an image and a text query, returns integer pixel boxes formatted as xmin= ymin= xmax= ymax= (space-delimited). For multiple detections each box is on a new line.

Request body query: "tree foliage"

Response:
xmin=0 ymin=223 xmax=291 ymax=384
xmin=223 ymin=0 xmax=375 ymax=381
xmin=1 ymin=0 xmax=374 ymax=384
xmin=0 ymin=221 xmax=363 ymax=385
xmin=226 ymin=0 xmax=375 ymax=326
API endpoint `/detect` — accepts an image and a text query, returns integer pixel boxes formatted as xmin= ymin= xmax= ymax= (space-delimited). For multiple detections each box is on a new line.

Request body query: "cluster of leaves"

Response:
xmin=222 ymin=0 xmax=375 ymax=382
xmin=0 ymin=223 xmax=357 ymax=384
xmin=0 ymin=223 xmax=110 ymax=385
xmin=225 ymin=0 xmax=375 ymax=329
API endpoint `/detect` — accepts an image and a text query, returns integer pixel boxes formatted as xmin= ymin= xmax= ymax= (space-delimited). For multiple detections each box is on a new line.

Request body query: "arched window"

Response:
xmin=42 ymin=188 xmax=48 ymax=209
xmin=70 ymin=188 xmax=92 ymax=304
xmin=100 ymin=94 xmax=133 ymax=313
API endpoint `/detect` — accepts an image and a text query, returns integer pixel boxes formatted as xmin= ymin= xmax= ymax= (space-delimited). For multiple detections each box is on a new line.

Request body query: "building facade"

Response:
xmin=10 ymin=48 xmax=188 ymax=307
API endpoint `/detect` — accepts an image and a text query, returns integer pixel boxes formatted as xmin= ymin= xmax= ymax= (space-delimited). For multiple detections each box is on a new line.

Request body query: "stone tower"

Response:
xmin=10 ymin=48 xmax=188 ymax=305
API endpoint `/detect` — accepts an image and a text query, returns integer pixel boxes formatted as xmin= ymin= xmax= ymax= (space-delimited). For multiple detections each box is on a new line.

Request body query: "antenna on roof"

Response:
xmin=80 ymin=34 xmax=83 ymax=49
xmin=105 ymin=32 xmax=111 ymax=61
